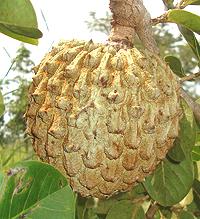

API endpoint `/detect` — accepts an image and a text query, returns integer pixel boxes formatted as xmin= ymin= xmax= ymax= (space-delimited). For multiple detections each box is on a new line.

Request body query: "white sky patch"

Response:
xmin=0 ymin=1 xmax=199 ymax=78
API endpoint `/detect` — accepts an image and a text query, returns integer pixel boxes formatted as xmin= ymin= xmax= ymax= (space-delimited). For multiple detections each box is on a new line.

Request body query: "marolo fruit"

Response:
xmin=25 ymin=39 xmax=181 ymax=198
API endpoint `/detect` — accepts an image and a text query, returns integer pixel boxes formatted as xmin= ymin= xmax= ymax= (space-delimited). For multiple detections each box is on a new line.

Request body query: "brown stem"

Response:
xmin=132 ymin=195 xmax=149 ymax=204
xmin=175 ymin=0 xmax=186 ymax=9
xmin=108 ymin=0 xmax=159 ymax=53
xmin=146 ymin=202 xmax=159 ymax=219
xmin=151 ymin=13 xmax=168 ymax=26
xmin=151 ymin=0 xmax=186 ymax=26
xmin=180 ymin=72 xmax=200 ymax=82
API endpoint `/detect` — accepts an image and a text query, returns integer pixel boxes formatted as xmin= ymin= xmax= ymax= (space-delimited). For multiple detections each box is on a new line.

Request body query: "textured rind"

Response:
xmin=25 ymin=40 xmax=181 ymax=198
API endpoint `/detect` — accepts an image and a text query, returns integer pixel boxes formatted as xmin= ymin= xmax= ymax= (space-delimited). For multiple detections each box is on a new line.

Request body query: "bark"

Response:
xmin=108 ymin=0 xmax=159 ymax=53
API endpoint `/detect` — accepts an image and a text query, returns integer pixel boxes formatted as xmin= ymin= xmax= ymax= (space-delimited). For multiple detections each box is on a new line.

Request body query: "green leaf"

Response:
xmin=114 ymin=183 xmax=146 ymax=201
xmin=106 ymin=200 xmax=145 ymax=219
xmin=0 ymin=0 xmax=42 ymax=44
xmin=178 ymin=26 xmax=200 ymax=62
xmin=164 ymin=56 xmax=185 ymax=77
xmin=168 ymin=100 xmax=196 ymax=162
xmin=0 ymin=0 xmax=37 ymax=27
xmin=26 ymin=187 xmax=75 ymax=219
xmin=127 ymin=183 xmax=146 ymax=199
xmin=187 ymin=180 xmax=200 ymax=214
xmin=154 ymin=211 xmax=161 ymax=219
xmin=160 ymin=207 xmax=172 ymax=219
xmin=0 ymin=24 xmax=39 ymax=45
xmin=84 ymin=209 xmax=100 ymax=219
xmin=182 ymin=0 xmax=200 ymax=6
xmin=0 ymin=172 xmax=4 ymax=192
xmin=94 ymin=198 xmax=117 ymax=215
xmin=162 ymin=0 xmax=174 ymax=8
xmin=0 ymin=90 xmax=5 ymax=117
xmin=192 ymin=146 xmax=200 ymax=161
xmin=193 ymin=162 xmax=199 ymax=179
xmin=75 ymin=195 xmax=88 ymax=219
xmin=93 ymin=183 xmax=146 ymax=216
xmin=195 ymin=98 xmax=200 ymax=126
xmin=131 ymin=205 xmax=145 ymax=219
xmin=0 ymin=161 xmax=75 ymax=219
xmin=167 ymin=138 xmax=186 ymax=162
xmin=179 ymin=210 xmax=196 ymax=219
xmin=187 ymin=201 xmax=200 ymax=217
xmin=143 ymin=156 xmax=194 ymax=206
xmin=76 ymin=198 xmax=100 ymax=219
xmin=193 ymin=179 xmax=200 ymax=210
xmin=167 ymin=9 xmax=200 ymax=35
xmin=187 ymin=180 xmax=200 ymax=217
xmin=0 ymin=24 xmax=42 ymax=38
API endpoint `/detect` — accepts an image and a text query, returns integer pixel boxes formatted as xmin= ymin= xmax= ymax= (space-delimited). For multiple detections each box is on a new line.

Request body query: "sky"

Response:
xmin=0 ymin=0 xmax=199 ymax=80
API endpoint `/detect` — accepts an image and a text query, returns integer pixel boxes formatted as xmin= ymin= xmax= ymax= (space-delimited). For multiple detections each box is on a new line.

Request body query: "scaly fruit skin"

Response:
xmin=25 ymin=40 xmax=181 ymax=198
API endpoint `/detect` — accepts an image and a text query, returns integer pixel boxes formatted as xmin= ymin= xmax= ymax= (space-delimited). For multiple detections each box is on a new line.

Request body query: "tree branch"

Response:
xmin=146 ymin=202 xmax=159 ymax=219
xmin=3 ymin=89 xmax=19 ymax=96
xmin=151 ymin=0 xmax=187 ymax=26
xmin=108 ymin=0 xmax=159 ymax=53
xmin=151 ymin=0 xmax=189 ymax=26
xmin=132 ymin=195 xmax=149 ymax=204
xmin=151 ymin=13 xmax=168 ymax=26
xmin=180 ymin=72 xmax=200 ymax=82
xmin=175 ymin=0 xmax=187 ymax=9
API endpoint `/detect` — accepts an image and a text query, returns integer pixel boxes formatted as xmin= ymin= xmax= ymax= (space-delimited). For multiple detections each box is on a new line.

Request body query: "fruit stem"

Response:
xmin=108 ymin=0 xmax=159 ymax=53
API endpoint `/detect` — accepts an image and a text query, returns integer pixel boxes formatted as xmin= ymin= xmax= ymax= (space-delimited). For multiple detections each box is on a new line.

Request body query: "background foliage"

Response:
xmin=0 ymin=0 xmax=200 ymax=219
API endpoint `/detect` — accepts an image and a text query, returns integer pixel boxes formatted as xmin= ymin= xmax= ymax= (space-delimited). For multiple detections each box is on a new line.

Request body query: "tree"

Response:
xmin=0 ymin=44 xmax=34 ymax=144
xmin=0 ymin=0 xmax=39 ymax=168
xmin=0 ymin=0 xmax=42 ymax=143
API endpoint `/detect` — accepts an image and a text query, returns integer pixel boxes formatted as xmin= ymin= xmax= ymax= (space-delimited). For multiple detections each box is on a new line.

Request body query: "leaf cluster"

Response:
xmin=0 ymin=0 xmax=42 ymax=45
xmin=0 ymin=44 xmax=34 ymax=145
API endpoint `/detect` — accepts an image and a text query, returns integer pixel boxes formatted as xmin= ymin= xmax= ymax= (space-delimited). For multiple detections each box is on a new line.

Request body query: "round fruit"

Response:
xmin=25 ymin=40 xmax=181 ymax=198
